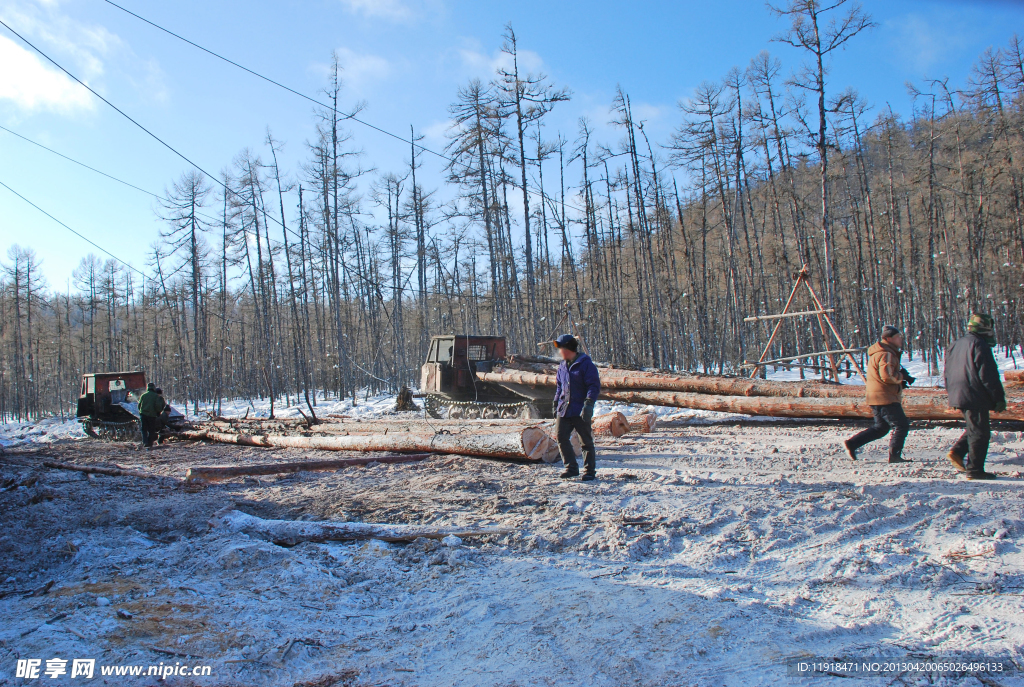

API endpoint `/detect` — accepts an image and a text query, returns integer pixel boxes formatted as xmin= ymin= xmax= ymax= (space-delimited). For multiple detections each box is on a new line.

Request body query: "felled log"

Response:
xmin=42 ymin=460 xmax=172 ymax=480
xmin=479 ymin=368 xmax=946 ymax=399
xmin=179 ymin=427 xmax=560 ymax=462
xmin=1006 ymin=370 xmax=1024 ymax=382
xmin=592 ymin=412 xmax=629 ymax=437
xmin=210 ymin=509 xmax=512 ymax=545
xmin=627 ymin=412 xmax=658 ymax=433
xmin=185 ymin=454 xmax=432 ymax=483
xmin=296 ymin=418 xmax=549 ymax=435
xmin=599 ymin=390 xmax=1024 ymax=421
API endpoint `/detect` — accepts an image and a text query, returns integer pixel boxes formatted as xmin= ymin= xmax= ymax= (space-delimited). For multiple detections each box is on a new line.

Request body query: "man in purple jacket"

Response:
xmin=552 ymin=334 xmax=601 ymax=480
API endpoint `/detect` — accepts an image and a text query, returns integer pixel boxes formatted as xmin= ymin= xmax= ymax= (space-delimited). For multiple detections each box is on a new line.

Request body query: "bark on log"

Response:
xmin=599 ymin=390 xmax=1024 ymax=421
xmin=480 ymin=368 xmax=946 ymax=399
xmin=209 ymin=509 xmax=512 ymax=545
xmin=1006 ymin=370 xmax=1024 ymax=382
xmin=592 ymin=412 xmax=629 ymax=437
xmin=185 ymin=454 xmax=432 ymax=483
xmin=179 ymin=427 xmax=560 ymax=463
xmin=627 ymin=412 xmax=658 ymax=433
xmin=42 ymin=461 xmax=172 ymax=480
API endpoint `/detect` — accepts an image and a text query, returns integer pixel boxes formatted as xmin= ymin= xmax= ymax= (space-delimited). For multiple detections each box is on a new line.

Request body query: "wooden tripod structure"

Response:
xmin=745 ymin=266 xmax=865 ymax=381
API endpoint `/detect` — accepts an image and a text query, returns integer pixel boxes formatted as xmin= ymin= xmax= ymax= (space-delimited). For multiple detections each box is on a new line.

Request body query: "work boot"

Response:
xmin=888 ymin=456 xmax=911 ymax=464
xmin=560 ymin=467 xmax=579 ymax=479
xmin=581 ymin=473 xmax=597 ymax=482
xmin=966 ymin=471 xmax=997 ymax=481
xmin=947 ymin=451 xmax=967 ymax=473
xmin=843 ymin=439 xmax=857 ymax=461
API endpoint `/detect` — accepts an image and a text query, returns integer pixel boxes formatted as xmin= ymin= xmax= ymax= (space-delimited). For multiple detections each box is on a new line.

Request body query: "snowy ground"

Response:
xmin=2 ymin=396 xmax=1024 ymax=686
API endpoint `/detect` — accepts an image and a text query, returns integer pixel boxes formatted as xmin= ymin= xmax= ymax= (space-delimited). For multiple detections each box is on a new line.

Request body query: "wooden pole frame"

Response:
xmin=747 ymin=265 xmax=865 ymax=381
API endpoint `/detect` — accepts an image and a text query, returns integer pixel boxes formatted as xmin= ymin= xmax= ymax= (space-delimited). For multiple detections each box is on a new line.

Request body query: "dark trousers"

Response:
xmin=951 ymin=409 xmax=991 ymax=475
xmin=141 ymin=415 xmax=159 ymax=447
xmin=556 ymin=415 xmax=596 ymax=474
xmin=847 ymin=403 xmax=910 ymax=460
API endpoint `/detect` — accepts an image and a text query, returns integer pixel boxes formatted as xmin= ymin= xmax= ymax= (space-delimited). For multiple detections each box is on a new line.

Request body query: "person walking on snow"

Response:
xmin=138 ymin=382 xmax=167 ymax=449
xmin=552 ymin=334 xmax=601 ymax=481
xmin=844 ymin=325 xmax=916 ymax=463
xmin=945 ymin=313 xmax=1006 ymax=480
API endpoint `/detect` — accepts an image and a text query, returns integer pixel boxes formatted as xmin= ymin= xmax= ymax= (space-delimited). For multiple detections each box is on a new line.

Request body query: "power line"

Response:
xmin=0 ymin=178 xmax=152 ymax=282
xmin=0 ymin=123 xmax=234 ymax=229
xmin=0 ymin=22 xmax=630 ymax=305
xmin=99 ymin=0 xmax=590 ymax=216
xmin=0 ymin=124 xmax=158 ymax=200
xmin=0 ymin=126 xmax=639 ymax=304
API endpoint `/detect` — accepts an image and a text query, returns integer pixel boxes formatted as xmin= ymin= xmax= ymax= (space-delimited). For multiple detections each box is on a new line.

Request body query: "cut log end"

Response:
xmin=592 ymin=412 xmax=629 ymax=437
xmin=627 ymin=412 xmax=658 ymax=433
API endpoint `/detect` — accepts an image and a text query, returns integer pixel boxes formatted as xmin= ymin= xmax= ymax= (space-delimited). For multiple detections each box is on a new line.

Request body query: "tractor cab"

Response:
xmin=420 ymin=335 xmax=506 ymax=395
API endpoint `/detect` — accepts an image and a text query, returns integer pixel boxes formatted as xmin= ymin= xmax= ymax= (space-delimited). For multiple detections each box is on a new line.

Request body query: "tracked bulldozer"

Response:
xmin=420 ymin=335 xmax=556 ymax=419
xmin=76 ymin=372 xmax=187 ymax=441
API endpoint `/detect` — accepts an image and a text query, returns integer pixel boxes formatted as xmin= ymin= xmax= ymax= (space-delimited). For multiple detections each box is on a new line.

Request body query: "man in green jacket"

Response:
xmin=138 ymin=382 xmax=166 ymax=448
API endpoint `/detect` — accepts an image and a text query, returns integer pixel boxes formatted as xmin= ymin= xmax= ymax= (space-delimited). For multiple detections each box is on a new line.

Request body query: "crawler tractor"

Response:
xmin=76 ymin=371 xmax=186 ymax=441
xmin=420 ymin=335 xmax=555 ymax=419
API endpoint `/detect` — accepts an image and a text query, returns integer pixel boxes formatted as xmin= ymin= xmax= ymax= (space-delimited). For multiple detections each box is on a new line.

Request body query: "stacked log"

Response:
xmin=479 ymin=366 xmax=1024 ymax=421
xmin=599 ymin=390 xmax=1024 ymax=421
xmin=179 ymin=426 xmax=561 ymax=463
xmin=479 ymin=367 xmax=946 ymax=399
xmin=592 ymin=412 xmax=629 ymax=437
xmin=1006 ymin=370 xmax=1024 ymax=382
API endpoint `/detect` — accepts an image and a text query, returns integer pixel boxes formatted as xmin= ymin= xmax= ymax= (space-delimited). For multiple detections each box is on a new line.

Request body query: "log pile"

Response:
xmin=483 ymin=363 xmax=1024 ymax=421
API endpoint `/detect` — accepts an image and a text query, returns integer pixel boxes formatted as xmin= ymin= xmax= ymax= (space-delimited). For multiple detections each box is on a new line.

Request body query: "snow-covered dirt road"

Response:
xmin=1 ymin=413 xmax=1023 ymax=686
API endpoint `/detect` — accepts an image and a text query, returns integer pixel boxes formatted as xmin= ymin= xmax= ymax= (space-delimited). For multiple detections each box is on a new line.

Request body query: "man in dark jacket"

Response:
xmin=844 ymin=325 xmax=915 ymax=463
xmin=945 ymin=314 xmax=1006 ymax=480
xmin=552 ymin=334 xmax=601 ymax=481
xmin=138 ymin=382 xmax=167 ymax=449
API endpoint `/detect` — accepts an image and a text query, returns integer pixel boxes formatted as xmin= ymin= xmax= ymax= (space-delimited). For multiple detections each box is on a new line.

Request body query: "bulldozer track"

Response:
xmin=81 ymin=419 xmax=139 ymax=442
xmin=424 ymin=394 xmax=538 ymax=420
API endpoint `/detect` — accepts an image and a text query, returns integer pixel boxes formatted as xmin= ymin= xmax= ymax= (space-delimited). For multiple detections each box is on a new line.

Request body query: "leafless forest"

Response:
xmin=2 ymin=4 xmax=1024 ymax=421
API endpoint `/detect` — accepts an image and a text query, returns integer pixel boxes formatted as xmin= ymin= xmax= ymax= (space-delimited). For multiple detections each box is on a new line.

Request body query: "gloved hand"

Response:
xmin=552 ymin=398 xmax=560 ymax=418
xmin=582 ymin=399 xmax=595 ymax=423
xmin=995 ymin=399 xmax=1007 ymax=413
xmin=900 ymin=367 xmax=916 ymax=388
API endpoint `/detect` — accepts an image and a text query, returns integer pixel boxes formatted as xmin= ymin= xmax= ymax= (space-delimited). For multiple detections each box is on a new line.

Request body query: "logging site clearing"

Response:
xmin=2 ymin=365 xmax=1024 ymax=686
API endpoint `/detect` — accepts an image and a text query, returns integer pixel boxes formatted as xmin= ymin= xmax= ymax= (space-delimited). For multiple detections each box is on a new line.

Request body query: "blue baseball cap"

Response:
xmin=554 ymin=334 xmax=578 ymax=351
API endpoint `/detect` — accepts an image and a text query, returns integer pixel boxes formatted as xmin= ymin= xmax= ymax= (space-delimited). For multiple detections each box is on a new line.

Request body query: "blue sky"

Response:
xmin=1 ymin=0 xmax=1022 ymax=287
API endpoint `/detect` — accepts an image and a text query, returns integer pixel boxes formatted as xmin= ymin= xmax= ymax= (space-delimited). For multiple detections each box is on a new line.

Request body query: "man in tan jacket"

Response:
xmin=844 ymin=325 xmax=915 ymax=463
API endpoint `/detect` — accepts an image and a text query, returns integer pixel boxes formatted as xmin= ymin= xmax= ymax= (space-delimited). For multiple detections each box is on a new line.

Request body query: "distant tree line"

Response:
xmin=2 ymin=3 xmax=1023 ymax=421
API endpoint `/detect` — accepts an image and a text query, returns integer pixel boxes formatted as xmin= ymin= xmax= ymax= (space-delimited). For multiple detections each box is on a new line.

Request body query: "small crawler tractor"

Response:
xmin=76 ymin=371 xmax=186 ymax=441
xmin=420 ymin=335 xmax=555 ymax=419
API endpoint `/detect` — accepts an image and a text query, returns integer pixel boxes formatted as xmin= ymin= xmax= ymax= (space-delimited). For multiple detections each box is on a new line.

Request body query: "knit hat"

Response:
xmin=147 ymin=382 xmax=156 ymax=391
xmin=968 ymin=313 xmax=996 ymax=346
xmin=881 ymin=325 xmax=901 ymax=340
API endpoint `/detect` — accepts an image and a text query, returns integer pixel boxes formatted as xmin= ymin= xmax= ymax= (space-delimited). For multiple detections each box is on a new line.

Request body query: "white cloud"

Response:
xmin=420 ymin=118 xmax=452 ymax=146
xmin=457 ymin=46 xmax=546 ymax=78
xmin=0 ymin=34 xmax=94 ymax=114
xmin=338 ymin=0 xmax=445 ymax=22
xmin=884 ymin=13 xmax=971 ymax=76
xmin=309 ymin=47 xmax=393 ymax=96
